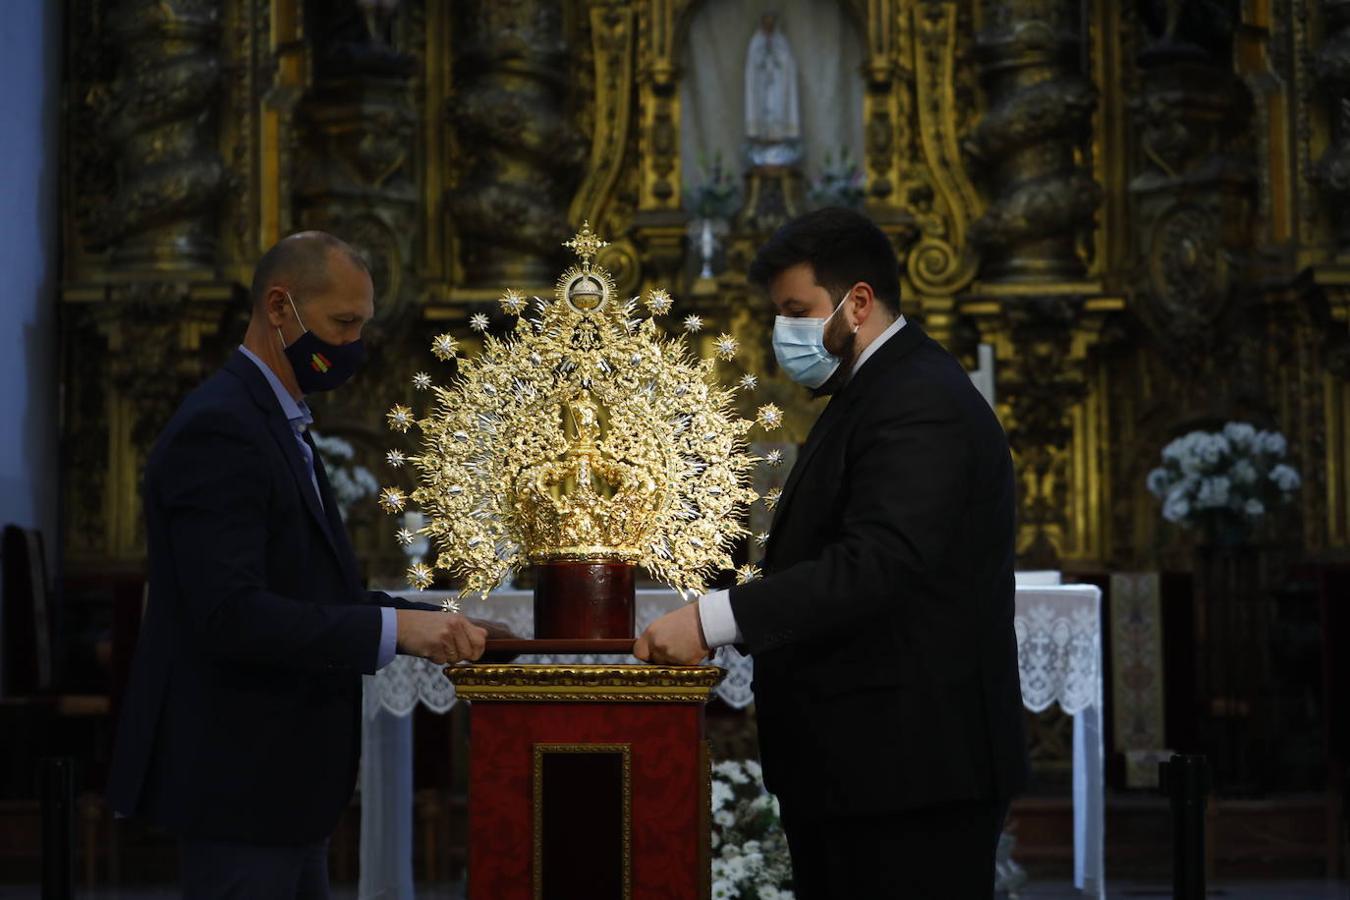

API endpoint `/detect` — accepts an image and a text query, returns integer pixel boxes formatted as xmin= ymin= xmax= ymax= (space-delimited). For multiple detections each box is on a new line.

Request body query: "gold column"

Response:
xmin=445 ymin=1 xmax=587 ymax=291
xmin=92 ymin=0 xmax=227 ymax=269
xmin=1314 ymin=0 xmax=1350 ymax=255
xmin=961 ymin=0 xmax=1110 ymax=567
xmin=966 ymin=1 xmax=1100 ymax=281
xmin=1309 ymin=1 xmax=1350 ymax=553
xmin=293 ymin=2 xmax=419 ymax=329
xmin=61 ymin=0 xmax=240 ymax=567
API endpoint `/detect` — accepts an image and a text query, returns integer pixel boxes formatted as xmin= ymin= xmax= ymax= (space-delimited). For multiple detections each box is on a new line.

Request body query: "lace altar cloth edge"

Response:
xmin=364 ymin=585 xmax=1101 ymax=718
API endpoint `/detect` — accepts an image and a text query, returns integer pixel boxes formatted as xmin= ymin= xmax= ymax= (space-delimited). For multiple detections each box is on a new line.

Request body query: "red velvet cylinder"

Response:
xmin=533 ymin=561 xmax=635 ymax=639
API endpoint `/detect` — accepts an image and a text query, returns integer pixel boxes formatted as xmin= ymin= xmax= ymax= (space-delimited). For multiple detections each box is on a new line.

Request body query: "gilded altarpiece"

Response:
xmin=59 ymin=0 xmax=1350 ymax=777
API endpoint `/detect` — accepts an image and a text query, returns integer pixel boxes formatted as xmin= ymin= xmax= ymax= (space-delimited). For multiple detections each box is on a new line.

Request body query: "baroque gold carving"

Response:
xmin=986 ymin=297 xmax=1102 ymax=565
xmin=1145 ymin=203 xmax=1229 ymax=329
xmin=967 ymin=0 xmax=1101 ymax=281
xmin=60 ymin=282 xmax=237 ymax=562
xmin=447 ymin=664 xmax=726 ymax=703
xmin=296 ymin=3 xmax=419 ymax=325
xmin=84 ymin=0 xmax=227 ymax=269
xmin=52 ymin=0 xmax=1350 ymax=577
xmin=1129 ymin=20 xmax=1254 ymax=353
xmin=570 ymin=2 xmax=637 ymax=233
xmin=638 ymin=0 xmax=685 ymax=210
xmin=446 ymin=1 xmax=588 ymax=287
xmin=907 ymin=3 xmax=981 ymax=297
xmin=1314 ymin=1 xmax=1350 ymax=253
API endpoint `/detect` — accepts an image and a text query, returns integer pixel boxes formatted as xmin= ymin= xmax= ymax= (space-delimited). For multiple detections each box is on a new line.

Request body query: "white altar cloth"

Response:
xmin=359 ymin=584 xmax=1104 ymax=898
xmin=1012 ymin=584 xmax=1105 ymax=898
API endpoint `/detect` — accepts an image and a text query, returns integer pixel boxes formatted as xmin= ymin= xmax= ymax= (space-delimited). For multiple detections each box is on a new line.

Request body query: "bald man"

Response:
xmin=108 ymin=233 xmax=486 ymax=898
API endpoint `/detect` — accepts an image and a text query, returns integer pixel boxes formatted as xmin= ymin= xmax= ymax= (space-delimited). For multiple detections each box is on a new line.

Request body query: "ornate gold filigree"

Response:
xmin=447 ymin=663 xmax=726 ymax=703
xmin=385 ymin=225 xmax=765 ymax=598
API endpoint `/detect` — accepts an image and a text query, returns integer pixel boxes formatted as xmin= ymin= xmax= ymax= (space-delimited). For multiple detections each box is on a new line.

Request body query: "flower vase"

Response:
xmin=1199 ymin=510 xmax=1252 ymax=550
xmin=1190 ymin=534 xmax=1272 ymax=796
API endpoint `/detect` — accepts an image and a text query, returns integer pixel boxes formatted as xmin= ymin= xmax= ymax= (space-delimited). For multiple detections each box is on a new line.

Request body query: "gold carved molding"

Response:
xmin=907 ymin=2 xmax=981 ymax=301
xmin=571 ymin=2 xmax=637 ymax=233
xmin=447 ymin=664 xmax=726 ymax=703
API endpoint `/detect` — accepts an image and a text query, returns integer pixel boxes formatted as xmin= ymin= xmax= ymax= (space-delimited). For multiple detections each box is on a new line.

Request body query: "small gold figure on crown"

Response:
xmin=515 ymin=390 xmax=664 ymax=562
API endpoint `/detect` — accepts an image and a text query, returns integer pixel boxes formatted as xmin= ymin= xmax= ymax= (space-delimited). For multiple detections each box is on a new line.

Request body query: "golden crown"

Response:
xmin=381 ymin=224 xmax=782 ymax=602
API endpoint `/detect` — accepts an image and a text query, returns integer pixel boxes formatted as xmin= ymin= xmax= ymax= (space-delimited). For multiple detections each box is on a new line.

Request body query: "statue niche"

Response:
xmin=679 ymin=1 xmax=865 ymax=234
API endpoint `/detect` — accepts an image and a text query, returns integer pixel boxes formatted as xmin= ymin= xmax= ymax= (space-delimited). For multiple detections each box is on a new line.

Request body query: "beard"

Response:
xmin=809 ymin=316 xmax=857 ymax=398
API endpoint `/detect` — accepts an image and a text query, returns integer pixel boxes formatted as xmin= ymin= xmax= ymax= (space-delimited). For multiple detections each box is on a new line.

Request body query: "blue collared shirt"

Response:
xmin=238 ymin=346 xmax=322 ymax=507
xmin=239 ymin=346 xmax=398 ymax=670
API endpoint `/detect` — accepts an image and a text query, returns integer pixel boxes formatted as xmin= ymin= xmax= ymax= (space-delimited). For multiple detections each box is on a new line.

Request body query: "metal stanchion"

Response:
xmin=39 ymin=756 xmax=76 ymax=900
xmin=1159 ymin=753 xmax=1210 ymax=900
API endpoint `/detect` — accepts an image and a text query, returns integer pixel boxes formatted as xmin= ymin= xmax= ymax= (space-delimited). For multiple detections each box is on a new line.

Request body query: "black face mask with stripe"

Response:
xmin=279 ymin=292 xmax=367 ymax=394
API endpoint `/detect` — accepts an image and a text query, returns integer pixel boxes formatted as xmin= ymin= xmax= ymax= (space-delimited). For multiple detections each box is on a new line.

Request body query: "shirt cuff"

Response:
xmin=376 ymin=606 xmax=398 ymax=670
xmin=697 ymin=590 xmax=742 ymax=649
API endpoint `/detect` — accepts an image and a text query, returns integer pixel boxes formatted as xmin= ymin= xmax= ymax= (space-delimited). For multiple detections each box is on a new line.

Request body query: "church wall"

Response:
xmin=0 ymin=0 xmax=62 ymax=570
xmin=47 ymin=4 xmax=1350 ymax=571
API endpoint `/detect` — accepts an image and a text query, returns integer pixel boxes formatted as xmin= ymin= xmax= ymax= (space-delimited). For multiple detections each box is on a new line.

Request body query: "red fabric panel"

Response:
xmin=467 ymin=701 xmax=706 ymax=900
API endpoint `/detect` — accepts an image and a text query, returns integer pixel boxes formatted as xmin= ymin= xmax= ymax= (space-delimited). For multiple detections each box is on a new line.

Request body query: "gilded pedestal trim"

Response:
xmin=446 ymin=664 xmax=726 ymax=703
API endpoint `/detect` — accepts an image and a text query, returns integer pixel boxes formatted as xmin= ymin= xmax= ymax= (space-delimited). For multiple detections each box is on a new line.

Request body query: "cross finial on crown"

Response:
xmin=563 ymin=221 xmax=609 ymax=265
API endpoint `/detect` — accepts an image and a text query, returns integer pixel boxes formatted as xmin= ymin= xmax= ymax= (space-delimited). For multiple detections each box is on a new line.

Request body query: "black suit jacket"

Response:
xmin=108 ymin=350 xmax=426 ymax=844
xmin=730 ymin=323 xmax=1029 ymax=819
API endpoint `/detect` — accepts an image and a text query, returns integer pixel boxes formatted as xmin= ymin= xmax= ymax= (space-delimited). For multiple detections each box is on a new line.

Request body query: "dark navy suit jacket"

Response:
xmin=108 ymin=350 xmax=424 ymax=844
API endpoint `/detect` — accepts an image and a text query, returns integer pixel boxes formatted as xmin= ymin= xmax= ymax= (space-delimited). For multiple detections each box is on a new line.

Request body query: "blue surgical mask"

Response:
xmin=772 ymin=290 xmax=856 ymax=389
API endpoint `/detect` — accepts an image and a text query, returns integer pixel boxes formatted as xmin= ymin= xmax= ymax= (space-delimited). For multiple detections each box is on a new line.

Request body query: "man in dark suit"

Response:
xmin=109 ymin=232 xmax=488 ymax=898
xmin=636 ymin=208 xmax=1028 ymax=898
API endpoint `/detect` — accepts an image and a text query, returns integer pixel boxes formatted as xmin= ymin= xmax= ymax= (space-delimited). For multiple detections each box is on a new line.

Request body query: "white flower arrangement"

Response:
xmin=710 ymin=759 xmax=795 ymax=900
xmin=1146 ymin=422 xmax=1300 ymax=537
xmin=309 ymin=431 xmax=380 ymax=521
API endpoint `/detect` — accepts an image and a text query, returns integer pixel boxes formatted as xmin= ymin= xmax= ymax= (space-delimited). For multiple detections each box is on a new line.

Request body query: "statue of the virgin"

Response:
xmin=744 ymin=12 xmax=802 ymax=167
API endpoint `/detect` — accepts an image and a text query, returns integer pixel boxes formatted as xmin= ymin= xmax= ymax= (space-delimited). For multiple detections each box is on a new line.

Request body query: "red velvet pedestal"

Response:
xmin=447 ymin=664 xmax=725 ymax=900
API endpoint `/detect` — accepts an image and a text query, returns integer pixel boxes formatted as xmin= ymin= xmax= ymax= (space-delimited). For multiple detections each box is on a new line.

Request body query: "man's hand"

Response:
xmin=395 ymin=610 xmax=488 ymax=664
xmin=633 ymin=602 xmax=709 ymax=665
xmin=466 ymin=617 xmax=523 ymax=664
xmin=468 ymin=618 xmax=516 ymax=642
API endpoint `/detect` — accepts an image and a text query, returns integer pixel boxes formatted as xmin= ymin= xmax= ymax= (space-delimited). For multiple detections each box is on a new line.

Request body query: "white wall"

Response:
xmin=0 ymin=0 xmax=61 ymax=571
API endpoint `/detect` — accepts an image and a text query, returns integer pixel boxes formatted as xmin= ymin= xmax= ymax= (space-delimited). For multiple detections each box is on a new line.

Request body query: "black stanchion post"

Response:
xmin=1159 ymin=753 xmax=1210 ymax=900
xmin=39 ymin=756 xmax=76 ymax=900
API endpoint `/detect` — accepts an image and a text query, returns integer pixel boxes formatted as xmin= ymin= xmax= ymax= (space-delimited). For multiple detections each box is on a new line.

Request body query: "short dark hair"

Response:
xmin=250 ymin=231 xmax=370 ymax=309
xmin=747 ymin=207 xmax=901 ymax=315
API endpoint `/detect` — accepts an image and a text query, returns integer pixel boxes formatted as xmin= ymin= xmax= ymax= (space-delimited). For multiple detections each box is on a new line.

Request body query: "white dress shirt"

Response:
xmin=698 ymin=313 xmax=908 ymax=648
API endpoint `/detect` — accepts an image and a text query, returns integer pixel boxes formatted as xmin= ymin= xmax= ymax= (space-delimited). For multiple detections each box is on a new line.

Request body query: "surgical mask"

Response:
xmin=771 ymin=290 xmax=856 ymax=389
xmin=278 ymin=292 xmax=367 ymax=394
